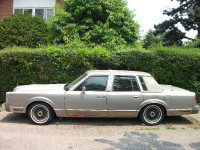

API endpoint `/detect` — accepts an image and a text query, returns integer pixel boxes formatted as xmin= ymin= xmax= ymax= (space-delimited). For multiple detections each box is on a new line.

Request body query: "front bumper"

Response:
xmin=192 ymin=105 xmax=199 ymax=114
xmin=2 ymin=102 xmax=25 ymax=113
xmin=2 ymin=102 xmax=10 ymax=112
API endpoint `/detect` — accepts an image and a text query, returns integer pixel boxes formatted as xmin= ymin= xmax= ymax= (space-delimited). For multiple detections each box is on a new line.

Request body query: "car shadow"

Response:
xmin=0 ymin=112 xmax=30 ymax=124
xmin=95 ymin=132 xmax=185 ymax=150
xmin=0 ymin=112 xmax=193 ymax=126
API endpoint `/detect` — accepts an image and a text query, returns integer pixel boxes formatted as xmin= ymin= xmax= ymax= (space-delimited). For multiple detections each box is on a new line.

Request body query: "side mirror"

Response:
xmin=82 ymin=86 xmax=86 ymax=93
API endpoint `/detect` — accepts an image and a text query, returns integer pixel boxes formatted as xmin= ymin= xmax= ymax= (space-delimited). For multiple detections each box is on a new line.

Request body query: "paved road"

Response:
xmin=0 ymin=112 xmax=200 ymax=150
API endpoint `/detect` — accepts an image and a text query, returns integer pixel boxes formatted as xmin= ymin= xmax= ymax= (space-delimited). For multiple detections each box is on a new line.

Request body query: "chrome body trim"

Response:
xmin=108 ymin=110 xmax=139 ymax=118
xmin=66 ymin=109 xmax=108 ymax=117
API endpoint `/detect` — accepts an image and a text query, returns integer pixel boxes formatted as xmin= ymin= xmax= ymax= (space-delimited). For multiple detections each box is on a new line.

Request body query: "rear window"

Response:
xmin=139 ymin=76 xmax=147 ymax=91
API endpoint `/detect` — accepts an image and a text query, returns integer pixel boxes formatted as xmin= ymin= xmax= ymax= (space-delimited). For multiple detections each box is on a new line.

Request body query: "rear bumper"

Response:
xmin=192 ymin=105 xmax=199 ymax=114
xmin=167 ymin=105 xmax=199 ymax=116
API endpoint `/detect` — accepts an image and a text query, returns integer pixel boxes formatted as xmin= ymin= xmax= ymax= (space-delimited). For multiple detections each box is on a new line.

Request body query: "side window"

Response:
xmin=113 ymin=76 xmax=140 ymax=92
xmin=139 ymin=76 xmax=147 ymax=91
xmin=75 ymin=76 xmax=108 ymax=91
xmin=113 ymin=76 xmax=132 ymax=91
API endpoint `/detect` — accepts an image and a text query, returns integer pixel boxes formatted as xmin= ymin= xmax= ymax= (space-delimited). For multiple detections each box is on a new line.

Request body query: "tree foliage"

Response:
xmin=154 ymin=19 xmax=186 ymax=46
xmin=164 ymin=0 xmax=200 ymax=38
xmin=154 ymin=0 xmax=200 ymax=46
xmin=0 ymin=13 xmax=49 ymax=49
xmin=143 ymin=30 xmax=163 ymax=49
xmin=49 ymin=0 xmax=139 ymax=48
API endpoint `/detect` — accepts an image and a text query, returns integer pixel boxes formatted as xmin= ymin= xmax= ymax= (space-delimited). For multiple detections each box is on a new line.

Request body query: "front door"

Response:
xmin=65 ymin=76 xmax=108 ymax=117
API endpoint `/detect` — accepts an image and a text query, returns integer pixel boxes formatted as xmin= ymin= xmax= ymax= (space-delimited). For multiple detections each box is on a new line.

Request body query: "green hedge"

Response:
xmin=0 ymin=46 xmax=199 ymax=104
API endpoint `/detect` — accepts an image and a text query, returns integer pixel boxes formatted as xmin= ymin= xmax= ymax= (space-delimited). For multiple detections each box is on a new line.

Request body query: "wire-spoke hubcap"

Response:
xmin=143 ymin=105 xmax=162 ymax=124
xmin=30 ymin=104 xmax=50 ymax=124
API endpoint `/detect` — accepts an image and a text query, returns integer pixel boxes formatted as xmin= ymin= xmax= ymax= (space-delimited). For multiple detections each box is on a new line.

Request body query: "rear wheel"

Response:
xmin=139 ymin=104 xmax=164 ymax=126
xmin=28 ymin=102 xmax=54 ymax=125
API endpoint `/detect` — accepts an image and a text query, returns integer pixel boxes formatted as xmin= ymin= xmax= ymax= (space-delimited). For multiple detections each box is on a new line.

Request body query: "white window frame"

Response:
xmin=13 ymin=8 xmax=55 ymax=20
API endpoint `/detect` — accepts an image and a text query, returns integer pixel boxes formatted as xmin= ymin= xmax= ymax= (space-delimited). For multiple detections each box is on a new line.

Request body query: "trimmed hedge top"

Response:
xmin=0 ymin=46 xmax=199 ymax=103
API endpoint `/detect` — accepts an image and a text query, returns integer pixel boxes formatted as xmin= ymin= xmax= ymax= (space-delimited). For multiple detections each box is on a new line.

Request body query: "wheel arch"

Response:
xmin=25 ymin=97 xmax=55 ymax=113
xmin=137 ymin=99 xmax=168 ymax=117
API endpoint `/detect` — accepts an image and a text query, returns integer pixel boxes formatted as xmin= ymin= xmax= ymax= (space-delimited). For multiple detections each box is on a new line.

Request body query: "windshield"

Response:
xmin=64 ymin=73 xmax=87 ymax=91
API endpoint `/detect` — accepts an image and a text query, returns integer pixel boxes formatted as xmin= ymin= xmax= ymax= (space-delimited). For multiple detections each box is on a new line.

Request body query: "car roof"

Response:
xmin=86 ymin=70 xmax=151 ymax=76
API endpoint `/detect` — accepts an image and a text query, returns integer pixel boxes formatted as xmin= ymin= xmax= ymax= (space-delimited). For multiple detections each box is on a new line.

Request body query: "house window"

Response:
xmin=14 ymin=8 xmax=54 ymax=20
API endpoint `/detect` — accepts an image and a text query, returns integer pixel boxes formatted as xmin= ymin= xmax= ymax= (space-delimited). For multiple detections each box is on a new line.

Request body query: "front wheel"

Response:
xmin=28 ymin=102 xmax=54 ymax=125
xmin=139 ymin=105 xmax=164 ymax=126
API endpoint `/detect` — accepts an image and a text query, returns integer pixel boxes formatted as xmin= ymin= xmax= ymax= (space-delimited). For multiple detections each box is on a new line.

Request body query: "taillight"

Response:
xmin=195 ymin=96 xmax=198 ymax=105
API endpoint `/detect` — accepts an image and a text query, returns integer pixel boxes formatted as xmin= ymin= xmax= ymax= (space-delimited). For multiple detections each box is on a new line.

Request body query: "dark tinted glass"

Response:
xmin=74 ymin=84 xmax=83 ymax=91
xmin=47 ymin=9 xmax=54 ymax=20
xmin=35 ymin=9 xmax=44 ymax=19
xmin=131 ymin=77 xmax=140 ymax=91
xmin=14 ymin=9 xmax=23 ymax=14
xmin=139 ymin=76 xmax=147 ymax=91
xmin=75 ymin=76 xmax=108 ymax=91
xmin=24 ymin=9 xmax=32 ymax=15
xmin=113 ymin=76 xmax=132 ymax=91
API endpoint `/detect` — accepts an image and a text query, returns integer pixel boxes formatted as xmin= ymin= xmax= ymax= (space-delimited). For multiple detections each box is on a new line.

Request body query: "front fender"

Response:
xmin=25 ymin=96 xmax=55 ymax=111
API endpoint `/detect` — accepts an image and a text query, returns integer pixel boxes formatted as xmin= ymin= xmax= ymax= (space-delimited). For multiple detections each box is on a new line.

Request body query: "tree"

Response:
xmin=143 ymin=30 xmax=163 ymax=49
xmin=0 ymin=13 xmax=49 ymax=49
xmin=49 ymin=0 xmax=139 ymax=47
xmin=154 ymin=0 xmax=200 ymax=46
xmin=154 ymin=19 xmax=186 ymax=46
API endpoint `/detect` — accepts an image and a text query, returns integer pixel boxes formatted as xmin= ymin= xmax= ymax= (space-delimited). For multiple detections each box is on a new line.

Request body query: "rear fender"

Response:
xmin=137 ymin=99 xmax=168 ymax=115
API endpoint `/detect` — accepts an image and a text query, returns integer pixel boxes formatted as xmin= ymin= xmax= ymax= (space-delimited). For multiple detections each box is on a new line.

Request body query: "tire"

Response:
xmin=28 ymin=102 xmax=54 ymax=125
xmin=139 ymin=104 xmax=164 ymax=126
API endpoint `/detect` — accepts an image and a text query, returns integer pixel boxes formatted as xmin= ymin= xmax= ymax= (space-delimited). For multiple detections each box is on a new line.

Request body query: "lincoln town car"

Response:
xmin=2 ymin=70 xmax=199 ymax=125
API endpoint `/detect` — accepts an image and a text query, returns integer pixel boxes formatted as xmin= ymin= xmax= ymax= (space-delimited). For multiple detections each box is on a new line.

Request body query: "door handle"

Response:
xmin=97 ymin=95 xmax=106 ymax=98
xmin=133 ymin=96 xmax=139 ymax=98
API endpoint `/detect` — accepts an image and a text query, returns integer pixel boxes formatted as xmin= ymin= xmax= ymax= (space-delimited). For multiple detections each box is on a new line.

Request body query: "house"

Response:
xmin=0 ymin=0 xmax=62 ymax=20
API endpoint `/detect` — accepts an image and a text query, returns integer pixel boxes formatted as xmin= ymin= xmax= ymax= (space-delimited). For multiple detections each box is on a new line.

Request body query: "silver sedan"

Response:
xmin=2 ymin=70 xmax=199 ymax=125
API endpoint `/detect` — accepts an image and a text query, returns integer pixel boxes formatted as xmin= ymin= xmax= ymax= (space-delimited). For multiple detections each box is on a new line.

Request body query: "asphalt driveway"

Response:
xmin=0 ymin=111 xmax=200 ymax=150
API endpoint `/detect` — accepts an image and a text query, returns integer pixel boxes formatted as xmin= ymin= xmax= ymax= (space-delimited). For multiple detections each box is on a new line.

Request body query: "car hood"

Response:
xmin=13 ymin=84 xmax=66 ymax=92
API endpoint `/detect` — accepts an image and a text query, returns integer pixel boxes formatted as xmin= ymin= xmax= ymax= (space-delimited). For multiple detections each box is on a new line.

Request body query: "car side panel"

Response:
xmin=7 ymin=91 xmax=67 ymax=117
xmin=107 ymin=92 xmax=143 ymax=117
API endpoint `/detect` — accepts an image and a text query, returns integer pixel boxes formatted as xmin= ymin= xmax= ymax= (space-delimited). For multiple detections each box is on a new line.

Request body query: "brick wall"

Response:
xmin=56 ymin=0 xmax=62 ymax=5
xmin=0 ymin=0 xmax=13 ymax=20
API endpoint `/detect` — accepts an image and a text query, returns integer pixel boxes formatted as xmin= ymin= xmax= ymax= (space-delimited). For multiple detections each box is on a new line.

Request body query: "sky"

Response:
xmin=127 ymin=0 xmax=197 ymax=39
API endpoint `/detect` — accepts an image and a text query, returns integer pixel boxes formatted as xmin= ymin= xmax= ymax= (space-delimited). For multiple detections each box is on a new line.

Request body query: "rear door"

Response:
xmin=107 ymin=76 xmax=143 ymax=117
